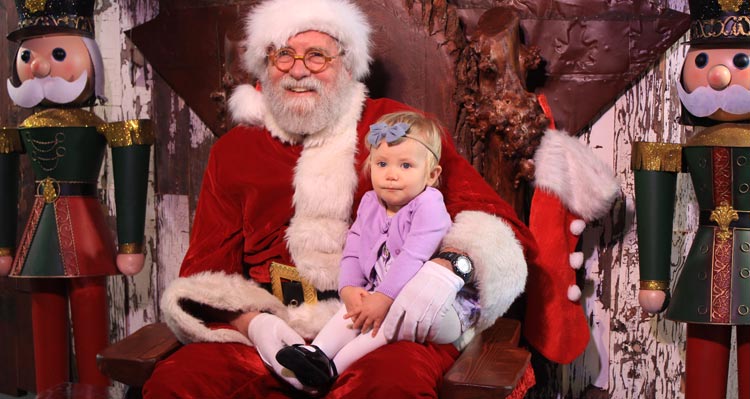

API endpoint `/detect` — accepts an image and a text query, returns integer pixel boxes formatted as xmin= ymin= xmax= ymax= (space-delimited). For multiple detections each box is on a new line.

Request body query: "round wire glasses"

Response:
xmin=268 ymin=47 xmax=338 ymax=73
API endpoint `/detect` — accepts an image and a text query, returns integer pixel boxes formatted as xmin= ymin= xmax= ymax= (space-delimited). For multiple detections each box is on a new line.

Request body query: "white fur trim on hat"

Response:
xmin=160 ymin=271 xmax=288 ymax=345
xmin=570 ymin=219 xmax=586 ymax=236
xmin=570 ymin=252 xmax=584 ymax=270
xmin=567 ymin=284 xmax=582 ymax=301
xmin=533 ymin=129 xmax=620 ymax=221
xmin=244 ymin=0 xmax=372 ymax=80
xmin=229 ymin=83 xmax=267 ymax=126
xmin=441 ymin=210 xmax=527 ymax=332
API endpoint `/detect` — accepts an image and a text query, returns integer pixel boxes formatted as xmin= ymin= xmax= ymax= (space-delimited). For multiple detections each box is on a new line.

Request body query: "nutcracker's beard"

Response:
xmin=7 ymin=71 xmax=89 ymax=108
xmin=677 ymin=82 xmax=750 ymax=117
xmin=262 ymin=72 xmax=355 ymax=135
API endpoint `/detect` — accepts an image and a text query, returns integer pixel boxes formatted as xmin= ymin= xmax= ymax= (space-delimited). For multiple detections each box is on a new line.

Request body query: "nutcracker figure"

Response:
xmin=0 ymin=0 xmax=153 ymax=392
xmin=632 ymin=0 xmax=750 ymax=397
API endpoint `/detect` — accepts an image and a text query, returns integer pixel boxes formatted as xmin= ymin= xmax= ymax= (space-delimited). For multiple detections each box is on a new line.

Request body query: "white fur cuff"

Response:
xmin=441 ymin=211 xmax=527 ymax=331
xmin=160 ymin=271 xmax=288 ymax=345
xmin=533 ymin=129 xmax=620 ymax=221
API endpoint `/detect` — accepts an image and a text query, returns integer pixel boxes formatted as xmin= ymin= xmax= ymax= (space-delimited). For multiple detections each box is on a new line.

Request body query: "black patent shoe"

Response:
xmin=276 ymin=344 xmax=338 ymax=389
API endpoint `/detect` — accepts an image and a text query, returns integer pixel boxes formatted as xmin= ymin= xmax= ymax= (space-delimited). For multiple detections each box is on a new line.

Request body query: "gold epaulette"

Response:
xmin=98 ymin=119 xmax=154 ymax=148
xmin=20 ymin=108 xmax=105 ymax=128
xmin=685 ymin=124 xmax=750 ymax=147
xmin=0 ymin=128 xmax=22 ymax=154
xmin=631 ymin=142 xmax=682 ymax=172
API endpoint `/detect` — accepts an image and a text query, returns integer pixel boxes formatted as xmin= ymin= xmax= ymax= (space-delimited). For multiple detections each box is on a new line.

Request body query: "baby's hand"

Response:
xmin=352 ymin=292 xmax=394 ymax=337
xmin=340 ymin=286 xmax=368 ymax=320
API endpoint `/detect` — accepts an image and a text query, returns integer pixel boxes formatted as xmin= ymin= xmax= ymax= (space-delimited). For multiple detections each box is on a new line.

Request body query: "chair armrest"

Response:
xmin=440 ymin=318 xmax=531 ymax=399
xmin=96 ymin=323 xmax=181 ymax=387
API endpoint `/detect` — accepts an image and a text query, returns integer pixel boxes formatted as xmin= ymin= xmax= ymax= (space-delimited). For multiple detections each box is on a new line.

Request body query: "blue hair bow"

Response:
xmin=367 ymin=122 xmax=410 ymax=146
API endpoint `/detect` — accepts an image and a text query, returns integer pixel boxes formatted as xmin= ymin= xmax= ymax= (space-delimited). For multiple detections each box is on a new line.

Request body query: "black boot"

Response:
xmin=276 ymin=344 xmax=338 ymax=389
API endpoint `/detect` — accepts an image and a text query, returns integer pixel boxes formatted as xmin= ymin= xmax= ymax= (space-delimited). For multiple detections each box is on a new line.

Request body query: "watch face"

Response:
xmin=455 ymin=256 xmax=472 ymax=274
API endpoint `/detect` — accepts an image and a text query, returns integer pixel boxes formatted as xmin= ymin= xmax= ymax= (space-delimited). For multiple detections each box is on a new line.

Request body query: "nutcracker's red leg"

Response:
xmin=69 ymin=276 xmax=110 ymax=387
xmin=31 ymin=279 xmax=69 ymax=392
xmin=737 ymin=325 xmax=750 ymax=399
xmin=686 ymin=323 xmax=731 ymax=399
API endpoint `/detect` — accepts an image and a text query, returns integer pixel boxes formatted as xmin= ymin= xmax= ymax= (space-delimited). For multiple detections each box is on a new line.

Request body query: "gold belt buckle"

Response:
xmin=37 ymin=177 xmax=60 ymax=203
xmin=710 ymin=201 xmax=739 ymax=242
xmin=269 ymin=262 xmax=318 ymax=305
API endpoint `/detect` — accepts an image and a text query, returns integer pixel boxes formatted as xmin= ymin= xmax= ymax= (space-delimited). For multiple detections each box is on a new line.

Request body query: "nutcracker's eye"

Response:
xmin=734 ymin=53 xmax=749 ymax=69
xmin=695 ymin=53 xmax=708 ymax=68
xmin=52 ymin=48 xmax=66 ymax=62
xmin=19 ymin=50 xmax=31 ymax=63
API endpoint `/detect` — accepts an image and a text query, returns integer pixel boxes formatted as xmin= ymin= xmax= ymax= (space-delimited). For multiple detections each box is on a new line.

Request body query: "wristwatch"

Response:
xmin=436 ymin=251 xmax=474 ymax=283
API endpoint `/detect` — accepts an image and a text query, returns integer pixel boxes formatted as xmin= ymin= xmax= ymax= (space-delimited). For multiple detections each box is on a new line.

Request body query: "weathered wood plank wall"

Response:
xmin=5 ymin=0 xmax=738 ymax=398
xmin=528 ymin=0 xmax=738 ymax=395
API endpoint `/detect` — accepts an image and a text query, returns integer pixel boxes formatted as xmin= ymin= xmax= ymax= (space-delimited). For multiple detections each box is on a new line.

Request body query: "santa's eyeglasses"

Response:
xmin=268 ymin=47 xmax=339 ymax=73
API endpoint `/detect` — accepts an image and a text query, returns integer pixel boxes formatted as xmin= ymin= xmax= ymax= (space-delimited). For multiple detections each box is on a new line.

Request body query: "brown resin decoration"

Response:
xmin=455 ymin=7 xmax=548 ymax=216
xmin=454 ymin=1 xmax=691 ymax=135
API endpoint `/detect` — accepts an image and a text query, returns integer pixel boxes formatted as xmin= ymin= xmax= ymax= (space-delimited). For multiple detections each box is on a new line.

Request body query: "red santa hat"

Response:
xmin=231 ymin=0 xmax=372 ymax=126
xmin=243 ymin=0 xmax=372 ymax=80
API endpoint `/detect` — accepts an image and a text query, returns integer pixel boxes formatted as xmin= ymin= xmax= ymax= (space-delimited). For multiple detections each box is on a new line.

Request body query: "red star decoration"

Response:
xmin=128 ymin=1 xmax=689 ymax=136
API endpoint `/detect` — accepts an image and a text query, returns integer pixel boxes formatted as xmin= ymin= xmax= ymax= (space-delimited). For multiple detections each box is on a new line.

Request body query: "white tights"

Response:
xmin=311 ymin=302 xmax=462 ymax=373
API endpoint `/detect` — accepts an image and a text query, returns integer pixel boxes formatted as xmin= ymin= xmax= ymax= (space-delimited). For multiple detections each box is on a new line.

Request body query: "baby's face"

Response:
xmin=369 ymin=136 xmax=439 ymax=215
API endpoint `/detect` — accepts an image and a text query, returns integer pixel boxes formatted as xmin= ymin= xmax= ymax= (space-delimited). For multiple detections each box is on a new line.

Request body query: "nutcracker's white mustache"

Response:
xmin=677 ymin=82 xmax=750 ymax=117
xmin=6 ymin=71 xmax=88 ymax=108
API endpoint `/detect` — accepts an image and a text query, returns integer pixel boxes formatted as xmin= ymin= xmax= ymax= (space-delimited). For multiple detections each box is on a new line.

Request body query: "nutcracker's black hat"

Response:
xmin=8 ymin=0 xmax=95 ymax=42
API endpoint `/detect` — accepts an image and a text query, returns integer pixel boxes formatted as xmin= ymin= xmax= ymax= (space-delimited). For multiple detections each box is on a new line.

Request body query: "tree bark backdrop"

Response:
xmin=0 ymin=0 xmax=726 ymax=398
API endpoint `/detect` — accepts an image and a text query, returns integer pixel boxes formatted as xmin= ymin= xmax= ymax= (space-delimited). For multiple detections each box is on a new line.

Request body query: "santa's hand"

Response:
xmin=0 ymin=256 xmax=12 ymax=276
xmin=116 ymin=253 xmax=145 ymax=275
xmin=639 ymin=289 xmax=669 ymax=314
xmin=383 ymin=261 xmax=464 ymax=343
xmin=247 ymin=312 xmax=307 ymax=391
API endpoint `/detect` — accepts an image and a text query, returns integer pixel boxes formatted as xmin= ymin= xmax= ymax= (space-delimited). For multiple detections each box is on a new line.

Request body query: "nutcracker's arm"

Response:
xmin=99 ymin=120 xmax=154 ymax=275
xmin=0 ymin=128 xmax=22 ymax=273
xmin=631 ymin=142 xmax=683 ymax=310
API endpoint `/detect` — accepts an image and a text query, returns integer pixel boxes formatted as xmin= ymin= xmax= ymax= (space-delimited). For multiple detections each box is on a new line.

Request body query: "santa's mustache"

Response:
xmin=6 ymin=71 xmax=88 ymax=108
xmin=279 ymin=75 xmax=322 ymax=92
xmin=677 ymin=81 xmax=750 ymax=117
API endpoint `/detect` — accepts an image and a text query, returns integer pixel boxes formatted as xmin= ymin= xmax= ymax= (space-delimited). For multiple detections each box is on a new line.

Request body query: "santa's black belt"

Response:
xmin=699 ymin=210 xmax=750 ymax=229
xmin=267 ymin=262 xmax=339 ymax=306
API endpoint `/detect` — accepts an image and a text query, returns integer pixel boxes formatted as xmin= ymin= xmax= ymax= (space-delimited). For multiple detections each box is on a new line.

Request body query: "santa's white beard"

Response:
xmin=261 ymin=72 xmax=356 ymax=135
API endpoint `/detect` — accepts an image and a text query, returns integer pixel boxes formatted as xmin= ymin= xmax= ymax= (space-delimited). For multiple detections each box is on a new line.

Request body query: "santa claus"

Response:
xmin=144 ymin=0 xmax=619 ymax=396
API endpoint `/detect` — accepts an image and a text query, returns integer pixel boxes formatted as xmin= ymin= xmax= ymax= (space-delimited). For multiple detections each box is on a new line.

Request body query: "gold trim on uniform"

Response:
xmin=20 ymin=108 xmax=105 ymax=128
xmin=269 ymin=262 xmax=318 ymax=305
xmin=691 ymin=15 xmax=750 ymax=40
xmin=98 ymin=120 xmax=154 ymax=147
xmin=710 ymin=201 xmax=739 ymax=242
xmin=631 ymin=142 xmax=682 ymax=172
xmin=119 ymin=242 xmax=144 ymax=254
xmin=718 ymin=0 xmax=743 ymax=12
xmin=0 ymin=128 xmax=22 ymax=154
xmin=640 ymin=280 xmax=670 ymax=290
xmin=0 ymin=247 xmax=13 ymax=257
xmin=686 ymin=124 xmax=750 ymax=147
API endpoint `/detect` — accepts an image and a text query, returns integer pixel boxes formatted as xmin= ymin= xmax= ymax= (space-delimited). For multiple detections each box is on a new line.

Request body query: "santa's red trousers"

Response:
xmin=143 ymin=338 xmax=535 ymax=398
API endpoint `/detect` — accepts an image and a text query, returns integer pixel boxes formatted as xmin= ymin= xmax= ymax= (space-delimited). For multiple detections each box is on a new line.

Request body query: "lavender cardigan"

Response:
xmin=338 ymin=187 xmax=451 ymax=299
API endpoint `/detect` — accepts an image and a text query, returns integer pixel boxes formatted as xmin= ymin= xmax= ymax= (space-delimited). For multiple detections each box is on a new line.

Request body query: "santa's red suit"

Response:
xmin=146 ymin=81 xmax=541 ymax=397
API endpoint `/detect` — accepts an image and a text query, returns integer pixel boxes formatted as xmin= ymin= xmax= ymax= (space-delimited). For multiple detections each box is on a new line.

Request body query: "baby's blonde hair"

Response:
xmin=365 ymin=111 xmax=444 ymax=185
